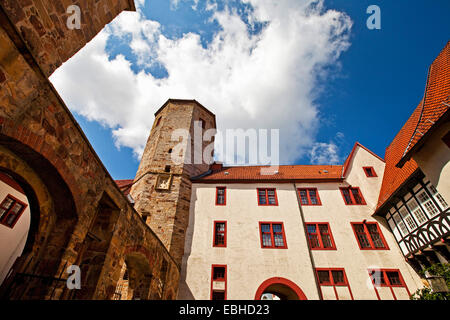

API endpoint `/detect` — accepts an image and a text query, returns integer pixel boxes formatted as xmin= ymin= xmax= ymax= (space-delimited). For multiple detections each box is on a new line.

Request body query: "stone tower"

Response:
xmin=130 ymin=99 xmax=216 ymax=266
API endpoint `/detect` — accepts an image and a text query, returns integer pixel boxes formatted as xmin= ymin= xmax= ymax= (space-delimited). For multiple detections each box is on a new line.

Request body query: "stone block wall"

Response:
xmin=0 ymin=0 xmax=180 ymax=300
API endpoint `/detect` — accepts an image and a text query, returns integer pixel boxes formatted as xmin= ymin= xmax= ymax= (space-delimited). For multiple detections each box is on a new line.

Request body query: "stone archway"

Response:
xmin=114 ymin=251 xmax=153 ymax=300
xmin=254 ymin=277 xmax=307 ymax=300
xmin=0 ymin=139 xmax=77 ymax=299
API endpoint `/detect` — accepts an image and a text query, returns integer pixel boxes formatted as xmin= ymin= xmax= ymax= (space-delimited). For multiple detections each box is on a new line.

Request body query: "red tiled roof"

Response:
xmin=193 ymin=165 xmax=344 ymax=183
xmin=399 ymin=41 xmax=450 ymax=165
xmin=376 ymin=103 xmax=422 ymax=211
xmin=115 ymin=179 xmax=134 ymax=196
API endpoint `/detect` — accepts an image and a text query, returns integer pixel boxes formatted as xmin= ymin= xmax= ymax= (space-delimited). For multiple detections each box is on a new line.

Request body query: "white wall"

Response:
xmin=179 ymin=146 xmax=423 ymax=300
xmin=0 ymin=179 xmax=30 ymax=284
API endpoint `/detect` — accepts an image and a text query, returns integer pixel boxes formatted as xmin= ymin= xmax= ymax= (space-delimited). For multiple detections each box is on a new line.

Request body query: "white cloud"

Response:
xmin=50 ymin=0 xmax=352 ymax=164
xmin=309 ymin=142 xmax=340 ymax=165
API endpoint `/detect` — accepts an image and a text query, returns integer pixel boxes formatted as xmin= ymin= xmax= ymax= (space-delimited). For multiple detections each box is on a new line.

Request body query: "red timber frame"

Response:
xmin=257 ymin=188 xmax=278 ymax=206
xmin=305 ymin=222 xmax=337 ymax=250
xmin=297 ymin=188 xmax=322 ymax=206
xmin=368 ymin=268 xmax=410 ymax=300
xmin=350 ymin=221 xmax=390 ymax=250
xmin=315 ymin=268 xmax=354 ymax=300
xmin=210 ymin=264 xmax=227 ymax=300
xmin=0 ymin=194 xmax=28 ymax=229
xmin=339 ymin=186 xmax=367 ymax=205
xmin=363 ymin=166 xmax=377 ymax=177
xmin=213 ymin=221 xmax=227 ymax=248
xmin=215 ymin=186 xmax=226 ymax=205
xmin=259 ymin=222 xmax=287 ymax=249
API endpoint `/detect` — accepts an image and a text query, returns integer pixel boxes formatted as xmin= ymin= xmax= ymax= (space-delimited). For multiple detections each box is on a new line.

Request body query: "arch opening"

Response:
xmin=255 ymin=277 xmax=307 ymax=301
xmin=0 ymin=137 xmax=77 ymax=299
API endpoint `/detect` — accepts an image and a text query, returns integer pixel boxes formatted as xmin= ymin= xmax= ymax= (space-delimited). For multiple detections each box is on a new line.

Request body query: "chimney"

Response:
xmin=211 ymin=162 xmax=223 ymax=172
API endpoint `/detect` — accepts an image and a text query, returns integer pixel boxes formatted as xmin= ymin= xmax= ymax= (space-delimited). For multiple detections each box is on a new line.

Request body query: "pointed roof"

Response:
xmin=398 ymin=41 xmax=450 ymax=167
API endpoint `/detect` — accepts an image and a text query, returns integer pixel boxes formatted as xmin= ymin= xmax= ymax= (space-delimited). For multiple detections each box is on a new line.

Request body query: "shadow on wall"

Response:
xmin=177 ymin=189 xmax=196 ymax=300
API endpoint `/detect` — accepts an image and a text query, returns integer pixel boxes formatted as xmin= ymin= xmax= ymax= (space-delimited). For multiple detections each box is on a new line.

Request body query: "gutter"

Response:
xmin=293 ymin=183 xmax=322 ymax=300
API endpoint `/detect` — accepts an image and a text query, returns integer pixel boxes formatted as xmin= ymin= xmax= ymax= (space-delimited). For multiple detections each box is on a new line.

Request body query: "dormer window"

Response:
xmin=363 ymin=167 xmax=377 ymax=177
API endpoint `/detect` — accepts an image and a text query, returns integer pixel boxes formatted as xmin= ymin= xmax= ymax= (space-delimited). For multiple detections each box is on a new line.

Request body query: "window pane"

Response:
xmin=331 ymin=271 xmax=345 ymax=285
xmin=258 ymin=190 xmax=267 ymax=205
xmin=309 ymin=190 xmax=318 ymax=204
xmin=393 ymin=213 xmax=408 ymax=236
xmin=386 ymin=271 xmax=401 ymax=285
xmin=299 ymin=190 xmax=309 ymax=205
xmin=217 ymin=188 xmax=225 ymax=204
xmin=407 ymin=199 xmax=428 ymax=224
xmin=0 ymin=197 xmax=14 ymax=210
xmin=267 ymin=190 xmax=276 ymax=204
xmin=319 ymin=224 xmax=332 ymax=248
xmin=367 ymin=224 xmax=385 ymax=248
xmin=307 ymin=225 xmax=317 ymax=234
xmin=354 ymin=224 xmax=371 ymax=248
xmin=342 ymin=189 xmax=352 ymax=204
xmin=261 ymin=224 xmax=271 ymax=233
xmin=370 ymin=270 xmax=386 ymax=286
xmin=351 ymin=188 xmax=363 ymax=204
xmin=262 ymin=233 xmax=272 ymax=247
xmin=399 ymin=207 xmax=416 ymax=230
xmin=273 ymin=234 xmax=284 ymax=247
xmin=272 ymin=224 xmax=282 ymax=233
xmin=317 ymin=271 xmax=330 ymax=284
xmin=213 ymin=267 xmax=225 ymax=280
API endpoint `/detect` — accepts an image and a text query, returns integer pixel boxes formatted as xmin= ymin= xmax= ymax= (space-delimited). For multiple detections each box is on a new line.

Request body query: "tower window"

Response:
xmin=164 ymin=165 xmax=171 ymax=173
xmin=155 ymin=117 xmax=162 ymax=127
xmin=168 ymin=148 xmax=173 ymax=154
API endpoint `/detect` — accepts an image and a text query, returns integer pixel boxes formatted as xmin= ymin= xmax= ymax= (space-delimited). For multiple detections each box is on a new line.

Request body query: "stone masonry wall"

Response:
xmin=0 ymin=0 xmax=180 ymax=300
xmin=130 ymin=100 xmax=216 ymax=266
xmin=0 ymin=0 xmax=135 ymax=77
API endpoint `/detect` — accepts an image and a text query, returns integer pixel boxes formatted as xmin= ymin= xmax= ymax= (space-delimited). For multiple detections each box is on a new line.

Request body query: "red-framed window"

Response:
xmin=211 ymin=265 xmax=227 ymax=300
xmin=216 ymin=187 xmax=226 ymax=205
xmin=0 ymin=195 xmax=27 ymax=228
xmin=213 ymin=221 xmax=227 ymax=247
xmin=316 ymin=268 xmax=353 ymax=300
xmin=442 ymin=131 xmax=450 ymax=148
xmin=351 ymin=222 xmax=389 ymax=250
xmin=368 ymin=269 xmax=410 ymax=300
xmin=298 ymin=188 xmax=322 ymax=206
xmin=305 ymin=223 xmax=336 ymax=250
xmin=257 ymin=188 xmax=278 ymax=206
xmin=259 ymin=222 xmax=287 ymax=249
xmin=340 ymin=187 xmax=366 ymax=205
xmin=363 ymin=166 xmax=377 ymax=177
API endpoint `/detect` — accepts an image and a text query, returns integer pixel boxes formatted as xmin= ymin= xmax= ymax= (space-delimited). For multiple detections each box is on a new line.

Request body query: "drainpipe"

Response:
xmin=293 ymin=183 xmax=322 ymax=300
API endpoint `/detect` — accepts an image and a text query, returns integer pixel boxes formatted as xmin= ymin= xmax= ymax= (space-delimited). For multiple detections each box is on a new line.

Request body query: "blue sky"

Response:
xmin=52 ymin=0 xmax=450 ymax=180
